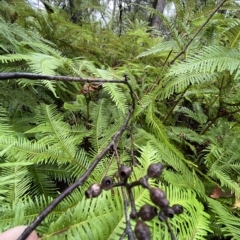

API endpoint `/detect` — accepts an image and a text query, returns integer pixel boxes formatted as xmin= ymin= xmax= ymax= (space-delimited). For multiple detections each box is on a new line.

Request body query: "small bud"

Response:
xmin=172 ymin=204 xmax=184 ymax=215
xmin=149 ymin=188 xmax=169 ymax=208
xmin=85 ymin=184 xmax=102 ymax=198
xmin=138 ymin=204 xmax=158 ymax=221
xmin=147 ymin=163 xmax=164 ymax=178
xmin=162 ymin=206 xmax=175 ymax=218
xmin=134 ymin=220 xmax=151 ymax=240
xmin=101 ymin=176 xmax=113 ymax=190
xmin=119 ymin=165 xmax=132 ymax=181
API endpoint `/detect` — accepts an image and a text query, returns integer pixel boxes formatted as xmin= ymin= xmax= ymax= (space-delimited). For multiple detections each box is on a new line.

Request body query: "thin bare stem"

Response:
xmin=0 ymin=72 xmax=125 ymax=83
xmin=127 ymin=187 xmax=138 ymax=219
xmin=18 ymin=109 xmax=133 ymax=240
xmin=130 ymin=124 xmax=137 ymax=166
xmin=166 ymin=219 xmax=177 ymax=240
xmin=121 ymin=186 xmax=135 ymax=240
xmin=15 ymin=72 xmax=135 ymax=240
xmin=113 ymin=144 xmax=135 ymax=240
xmin=163 ymin=87 xmax=189 ymax=124
xmin=170 ymin=0 xmax=227 ymax=64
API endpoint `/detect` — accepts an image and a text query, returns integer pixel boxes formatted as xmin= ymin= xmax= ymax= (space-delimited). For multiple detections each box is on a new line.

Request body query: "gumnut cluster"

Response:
xmin=85 ymin=165 xmax=131 ymax=198
xmin=85 ymin=162 xmax=184 ymax=240
xmin=134 ymin=163 xmax=184 ymax=240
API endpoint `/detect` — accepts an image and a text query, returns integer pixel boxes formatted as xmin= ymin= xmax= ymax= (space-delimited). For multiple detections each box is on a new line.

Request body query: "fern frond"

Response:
xmin=103 ymin=83 xmax=128 ymax=114
xmin=161 ymin=72 xmax=219 ymax=99
xmin=145 ymin=104 xmax=195 ymax=170
xmin=0 ymin=165 xmax=31 ymax=203
xmin=0 ymin=54 xmax=29 ymax=63
xmin=42 ymin=190 xmax=123 ymax=240
xmin=209 ymin=167 xmax=240 ymax=197
xmin=137 ymin=40 xmax=180 ymax=58
xmin=208 ymin=198 xmax=240 ymax=239
xmin=167 ymin=46 xmax=240 ymax=76
xmin=174 ymin=104 xmax=208 ymax=125
xmin=27 ymin=53 xmax=61 ymax=75
xmin=89 ymin=99 xmax=109 ymax=151
xmin=220 ymin=18 xmax=240 ymax=48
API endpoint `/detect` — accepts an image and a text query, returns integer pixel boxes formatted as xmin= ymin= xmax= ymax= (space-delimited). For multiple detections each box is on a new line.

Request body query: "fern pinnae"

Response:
xmin=103 ymin=83 xmax=127 ymax=114
xmin=90 ymin=99 xmax=109 ymax=151
xmin=167 ymin=46 xmax=240 ymax=76
xmin=207 ymin=198 xmax=240 ymax=239
xmin=146 ymin=104 xmax=195 ymax=168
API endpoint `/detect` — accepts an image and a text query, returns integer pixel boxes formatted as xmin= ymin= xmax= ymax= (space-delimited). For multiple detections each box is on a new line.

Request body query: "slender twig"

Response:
xmin=166 ymin=219 xmax=177 ymax=240
xmin=170 ymin=0 xmax=227 ymax=64
xmin=130 ymin=124 xmax=137 ymax=166
xmin=0 ymin=72 xmax=125 ymax=83
xmin=149 ymin=49 xmax=173 ymax=93
xmin=163 ymin=49 xmax=173 ymax=68
xmin=119 ymin=228 xmax=127 ymax=240
xmin=127 ymin=187 xmax=138 ymax=219
xmin=121 ymin=186 xmax=135 ymax=240
xmin=128 ymin=176 xmax=150 ymax=189
xmin=201 ymin=108 xmax=240 ymax=135
xmin=163 ymin=86 xmax=189 ymax=124
xmin=103 ymin=151 xmax=116 ymax=177
xmin=18 ymin=109 xmax=133 ymax=240
xmin=124 ymin=75 xmax=135 ymax=109
xmin=0 ymin=73 xmax=136 ymax=111
xmin=113 ymin=144 xmax=135 ymax=240
xmin=113 ymin=142 xmax=121 ymax=168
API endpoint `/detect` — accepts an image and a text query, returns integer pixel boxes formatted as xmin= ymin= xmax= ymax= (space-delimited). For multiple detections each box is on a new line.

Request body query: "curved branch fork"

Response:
xmin=0 ymin=72 xmax=134 ymax=240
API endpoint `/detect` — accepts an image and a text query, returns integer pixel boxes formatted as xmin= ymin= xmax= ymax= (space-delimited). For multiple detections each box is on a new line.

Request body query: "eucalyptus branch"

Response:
xmin=170 ymin=0 xmax=227 ymax=64
xmin=18 ymin=108 xmax=133 ymax=240
xmin=0 ymin=72 xmax=126 ymax=83
xmin=13 ymin=72 xmax=135 ymax=240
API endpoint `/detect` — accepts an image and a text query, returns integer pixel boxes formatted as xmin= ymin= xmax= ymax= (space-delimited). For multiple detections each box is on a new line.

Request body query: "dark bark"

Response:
xmin=149 ymin=0 xmax=166 ymax=31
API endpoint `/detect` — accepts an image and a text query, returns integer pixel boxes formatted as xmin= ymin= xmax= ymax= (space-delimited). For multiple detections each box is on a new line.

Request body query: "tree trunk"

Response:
xmin=150 ymin=0 xmax=166 ymax=31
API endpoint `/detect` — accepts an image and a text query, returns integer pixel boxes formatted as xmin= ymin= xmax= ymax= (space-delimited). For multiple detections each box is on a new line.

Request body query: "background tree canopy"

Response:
xmin=0 ymin=0 xmax=240 ymax=239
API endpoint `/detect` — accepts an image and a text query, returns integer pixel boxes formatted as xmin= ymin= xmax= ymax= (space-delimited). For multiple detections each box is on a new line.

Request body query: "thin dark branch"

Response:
xmin=0 ymin=72 xmax=126 ymax=84
xmin=201 ymin=108 xmax=240 ymax=135
xmin=18 ymin=109 xmax=133 ymax=240
xmin=124 ymin=75 xmax=136 ymax=110
xmin=128 ymin=176 xmax=150 ymax=189
xmin=166 ymin=219 xmax=177 ymax=240
xmin=119 ymin=228 xmax=128 ymax=240
xmin=127 ymin=187 xmax=138 ymax=219
xmin=113 ymin=144 xmax=135 ymax=240
xmin=15 ymin=71 xmax=135 ymax=240
xmin=130 ymin=124 xmax=137 ymax=166
xmin=121 ymin=186 xmax=135 ymax=240
xmin=170 ymin=0 xmax=227 ymax=64
xmin=163 ymin=86 xmax=189 ymax=124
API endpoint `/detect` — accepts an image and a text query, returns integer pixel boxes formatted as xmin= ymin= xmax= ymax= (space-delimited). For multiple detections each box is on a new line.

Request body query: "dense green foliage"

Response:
xmin=1 ymin=0 xmax=240 ymax=239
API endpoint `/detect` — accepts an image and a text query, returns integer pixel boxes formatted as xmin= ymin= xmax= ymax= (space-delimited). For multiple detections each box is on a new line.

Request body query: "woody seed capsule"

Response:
xmin=134 ymin=220 xmax=151 ymax=240
xmin=85 ymin=184 xmax=102 ymax=198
